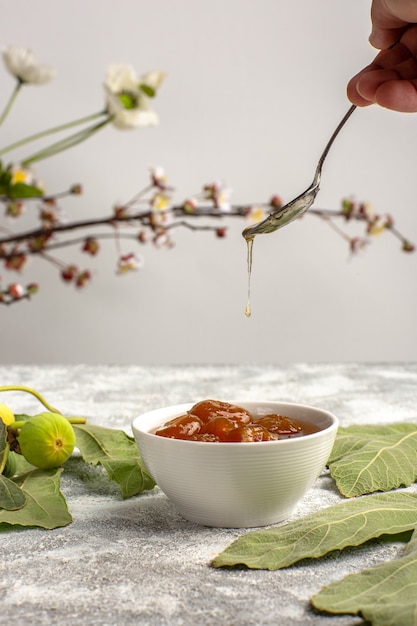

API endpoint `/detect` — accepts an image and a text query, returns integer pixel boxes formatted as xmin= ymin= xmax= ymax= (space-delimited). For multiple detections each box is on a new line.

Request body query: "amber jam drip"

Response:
xmin=244 ymin=235 xmax=254 ymax=318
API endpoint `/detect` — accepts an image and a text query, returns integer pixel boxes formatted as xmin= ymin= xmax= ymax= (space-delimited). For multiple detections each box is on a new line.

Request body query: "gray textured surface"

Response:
xmin=1 ymin=363 xmax=417 ymax=625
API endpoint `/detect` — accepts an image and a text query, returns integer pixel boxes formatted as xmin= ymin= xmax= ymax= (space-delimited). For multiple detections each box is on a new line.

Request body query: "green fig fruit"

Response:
xmin=18 ymin=412 xmax=75 ymax=469
xmin=0 ymin=402 xmax=15 ymax=425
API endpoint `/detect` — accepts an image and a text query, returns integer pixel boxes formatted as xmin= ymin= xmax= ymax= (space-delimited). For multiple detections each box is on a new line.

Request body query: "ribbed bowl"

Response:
xmin=132 ymin=401 xmax=338 ymax=528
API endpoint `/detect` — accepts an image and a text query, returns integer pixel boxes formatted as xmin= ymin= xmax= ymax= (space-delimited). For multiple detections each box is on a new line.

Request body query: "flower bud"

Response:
xmin=114 ymin=205 xmax=127 ymax=219
xmin=75 ymin=270 xmax=92 ymax=288
xmin=61 ymin=265 xmax=78 ymax=283
xmin=70 ymin=184 xmax=83 ymax=195
xmin=5 ymin=254 xmax=27 ymax=271
xmin=8 ymin=283 xmax=24 ymax=299
xmin=269 ymin=195 xmax=283 ymax=210
xmin=5 ymin=201 xmax=24 ymax=218
xmin=82 ymin=237 xmax=99 ymax=256
xmin=26 ymin=283 xmax=39 ymax=296
xmin=182 ymin=198 xmax=197 ymax=214
xmin=137 ymin=230 xmax=150 ymax=243
xmin=402 ymin=241 xmax=415 ymax=253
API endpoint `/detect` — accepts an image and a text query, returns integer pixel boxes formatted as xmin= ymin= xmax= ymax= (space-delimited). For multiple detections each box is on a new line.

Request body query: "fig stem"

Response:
xmin=12 ymin=416 xmax=87 ymax=430
xmin=0 ymin=385 xmax=61 ymax=414
xmin=67 ymin=417 xmax=87 ymax=424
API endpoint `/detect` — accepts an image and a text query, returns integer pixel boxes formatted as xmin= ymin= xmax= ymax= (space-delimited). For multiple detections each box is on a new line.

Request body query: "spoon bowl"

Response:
xmin=243 ymin=104 xmax=356 ymax=239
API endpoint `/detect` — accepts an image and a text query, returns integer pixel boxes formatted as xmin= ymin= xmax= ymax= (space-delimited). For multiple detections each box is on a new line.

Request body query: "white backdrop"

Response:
xmin=1 ymin=0 xmax=416 ymax=365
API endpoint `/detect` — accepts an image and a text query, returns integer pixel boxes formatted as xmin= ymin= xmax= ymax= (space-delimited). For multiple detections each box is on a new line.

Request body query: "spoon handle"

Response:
xmin=313 ymin=104 xmax=357 ymax=186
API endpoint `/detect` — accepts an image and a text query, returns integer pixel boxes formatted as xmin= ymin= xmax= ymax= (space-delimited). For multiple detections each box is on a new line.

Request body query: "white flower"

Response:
xmin=140 ymin=71 xmax=166 ymax=94
xmin=203 ymin=181 xmax=233 ymax=211
xmin=116 ymin=252 xmax=144 ymax=274
xmin=247 ymin=205 xmax=266 ymax=224
xmin=149 ymin=165 xmax=168 ymax=189
xmin=104 ymin=64 xmax=166 ymax=130
xmin=368 ymin=214 xmax=392 ymax=236
xmin=10 ymin=165 xmax=44 ymax=190
xmin=151 ymin=192 xmax=171 ymax=212
xmin=2 ymin=46 xmax=55 ymax=85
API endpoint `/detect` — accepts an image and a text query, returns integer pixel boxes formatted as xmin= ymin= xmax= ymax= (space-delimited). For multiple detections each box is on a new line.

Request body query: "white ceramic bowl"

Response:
xmin=132 ymin=401 xmax=338 ymax=528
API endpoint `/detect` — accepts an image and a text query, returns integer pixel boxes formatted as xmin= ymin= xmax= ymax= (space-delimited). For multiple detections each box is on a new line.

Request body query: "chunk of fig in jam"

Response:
xmin=201 ymin=417 xmax=237 ymax=441
xmin=188 ymin=399 xmax=252 ymax=426
xmin=225 ymin=424 xmax=277 ymax=442
xmin=256 ymin=413 xmax=302 ymax=438
xmin=155 ymin=414 xmax=203 ymax=439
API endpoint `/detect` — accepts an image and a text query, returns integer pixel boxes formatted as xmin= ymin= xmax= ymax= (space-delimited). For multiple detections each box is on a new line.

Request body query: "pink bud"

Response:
xmin=61 ymin=265 xmax=78 ymax=282
xmin=40 ymin=208 xmax=58 ymax=224
xmin=341 ymin=198 xmax=355 ymax=219
xmin=5 ymin=254 xmax=27 ymax=272
xmin=75 ymin=270 xmax=92 ymax=288
xmin=182 ymin=199 xmax=197 ymax=214
xmin=43 ymin=197 xmax=57 ymax=207
xmin=82 ymin=237 xmax=99 ymax=256
xmin=269 ymin=195 xmax=283 ymax=209
xmin=26 ymin=283 xmax=39 ymax=295
xmin=137 ymin=230 xmax=150 ymax=243
xmin=114 ymin=205 xmax=127 ymax=219
xmin=5 ymin=201 xmax=24 ymax=218
xmin=8 ymin=283 xmax=24 ymax=299
xmin=402 ymin=241 xmax=415 ymax=253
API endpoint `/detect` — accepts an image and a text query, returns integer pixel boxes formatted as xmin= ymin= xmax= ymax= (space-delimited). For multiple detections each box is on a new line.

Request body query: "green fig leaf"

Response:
xmin=328 ymin=423 xmax=417 ymax=497
xmin=73 ymin=424 xmax=155 ymax=498
xmin=403 ymin=525 xmax=417 ymax=556
xmin=0 ymin=168 xmax=12 ymax=193
xmin=0 ymin=468 xmax=72 ymax=529
xmin=311 ymin=528 xmax=417 ymax=624
xmin=0 ymin=473 xmax=26 ymax=510
xmin=212 ymin=492 xmax=417 ymax=570
xmin=0 ymin=419 xmax=32 ymax=510
xmin=8 ymin=182 xmax=44 ymax=198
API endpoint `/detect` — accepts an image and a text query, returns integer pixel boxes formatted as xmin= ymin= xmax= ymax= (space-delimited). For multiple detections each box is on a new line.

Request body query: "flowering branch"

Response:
xmin=309 ymin=202 xmax=415 ymax=254
xmin=0 ymin=168 xmax=413 ymax=304
xmin=0 ymin=46 xmax=413 ymax=305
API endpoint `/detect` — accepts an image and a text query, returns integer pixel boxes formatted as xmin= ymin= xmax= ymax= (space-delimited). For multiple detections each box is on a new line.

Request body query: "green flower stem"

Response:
xmin=0 ymin=109 xmax=108 ymax=159
xmin=0 ymin=80 xmax=23 ymax=128
xmin=0 ymin=385 xmax=61 ymax=414
xmin=21 ymin=117 xmax=111 ymax=166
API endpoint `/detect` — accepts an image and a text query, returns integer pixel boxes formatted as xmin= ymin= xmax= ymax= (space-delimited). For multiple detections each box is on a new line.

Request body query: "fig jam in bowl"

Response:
xmin=132 ymin=400 xmax=338 ymax=528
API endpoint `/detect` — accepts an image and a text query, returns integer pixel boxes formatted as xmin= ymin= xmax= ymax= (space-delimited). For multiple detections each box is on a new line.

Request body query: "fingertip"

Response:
xmin=369 ymin=26 xmax=407 ymax=50
xmin=346 ymin=76 xmax=373 ymax=107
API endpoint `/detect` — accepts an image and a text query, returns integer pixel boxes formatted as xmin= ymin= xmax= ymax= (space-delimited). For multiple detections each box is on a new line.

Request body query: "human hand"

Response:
xmin=347 ymin=0 xmax=417 ymax=112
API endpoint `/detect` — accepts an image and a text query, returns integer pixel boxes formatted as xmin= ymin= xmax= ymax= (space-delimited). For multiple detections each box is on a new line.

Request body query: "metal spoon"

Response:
xmin=242 ymin=104 xmax=356 ymax=239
